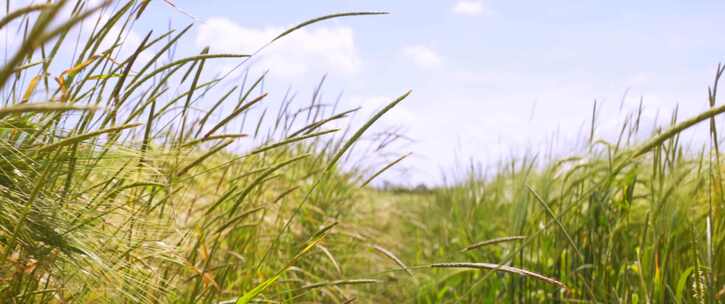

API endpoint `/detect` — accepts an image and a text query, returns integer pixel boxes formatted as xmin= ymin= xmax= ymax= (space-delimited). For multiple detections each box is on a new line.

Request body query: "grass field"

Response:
xmin=0 ymin=1 xmax=723 ymax=303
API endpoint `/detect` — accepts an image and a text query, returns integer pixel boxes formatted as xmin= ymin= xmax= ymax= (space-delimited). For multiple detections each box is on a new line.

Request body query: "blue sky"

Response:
xmin=7 ymin=0 xmax=725 ymax=185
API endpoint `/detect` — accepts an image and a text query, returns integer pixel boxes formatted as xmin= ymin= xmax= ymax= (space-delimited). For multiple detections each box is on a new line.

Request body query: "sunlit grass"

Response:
xmin=1 ymin=1 xmax=723 ymax=303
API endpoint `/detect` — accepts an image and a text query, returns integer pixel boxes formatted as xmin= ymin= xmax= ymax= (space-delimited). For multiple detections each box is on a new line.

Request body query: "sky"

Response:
xmin=7 ymin=0 xmax=725 ymax=185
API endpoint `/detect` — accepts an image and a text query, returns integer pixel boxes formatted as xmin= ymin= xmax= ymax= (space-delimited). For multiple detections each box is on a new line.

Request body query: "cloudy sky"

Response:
xmin=8 ymin=0 xmax=725 ymax=185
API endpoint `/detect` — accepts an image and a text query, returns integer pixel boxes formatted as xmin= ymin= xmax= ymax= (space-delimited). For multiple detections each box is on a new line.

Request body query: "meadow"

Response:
xmin=0 ymin=1 xmax=722 ymax=303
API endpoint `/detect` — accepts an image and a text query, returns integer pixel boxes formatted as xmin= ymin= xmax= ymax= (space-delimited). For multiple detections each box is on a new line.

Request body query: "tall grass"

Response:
xmin=0 ymin=1 xmax=411 ymax=303
xmin=389 ymin=74 xmax=725 ymax=302
xmin=3 ymin=1 xmax=723 ymax=304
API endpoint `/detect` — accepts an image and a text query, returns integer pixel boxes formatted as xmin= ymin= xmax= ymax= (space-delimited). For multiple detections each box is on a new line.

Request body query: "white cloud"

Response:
xmin=196 ymin=17 xmax=361 ymax=78
xmin=452 ymin=1 xmax=488 ymax=16
xmin=402 ymin=45 xmax=442 ymax=68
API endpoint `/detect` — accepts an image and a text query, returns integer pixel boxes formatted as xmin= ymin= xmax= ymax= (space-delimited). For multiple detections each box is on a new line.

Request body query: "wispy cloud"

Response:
xmin=452 ymin=1 xmax=489 ymax=16
xmin=402 ymin=45 xmax=442 ymax=68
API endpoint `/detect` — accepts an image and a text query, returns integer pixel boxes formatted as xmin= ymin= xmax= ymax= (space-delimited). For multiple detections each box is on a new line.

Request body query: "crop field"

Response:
xmin=0 ymin=1 xmax=722 ymax=303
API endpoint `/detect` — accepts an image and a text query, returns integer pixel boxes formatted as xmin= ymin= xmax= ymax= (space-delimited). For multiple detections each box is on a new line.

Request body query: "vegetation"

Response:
xmin=0 ymin=1 xmax=722 ymax=303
